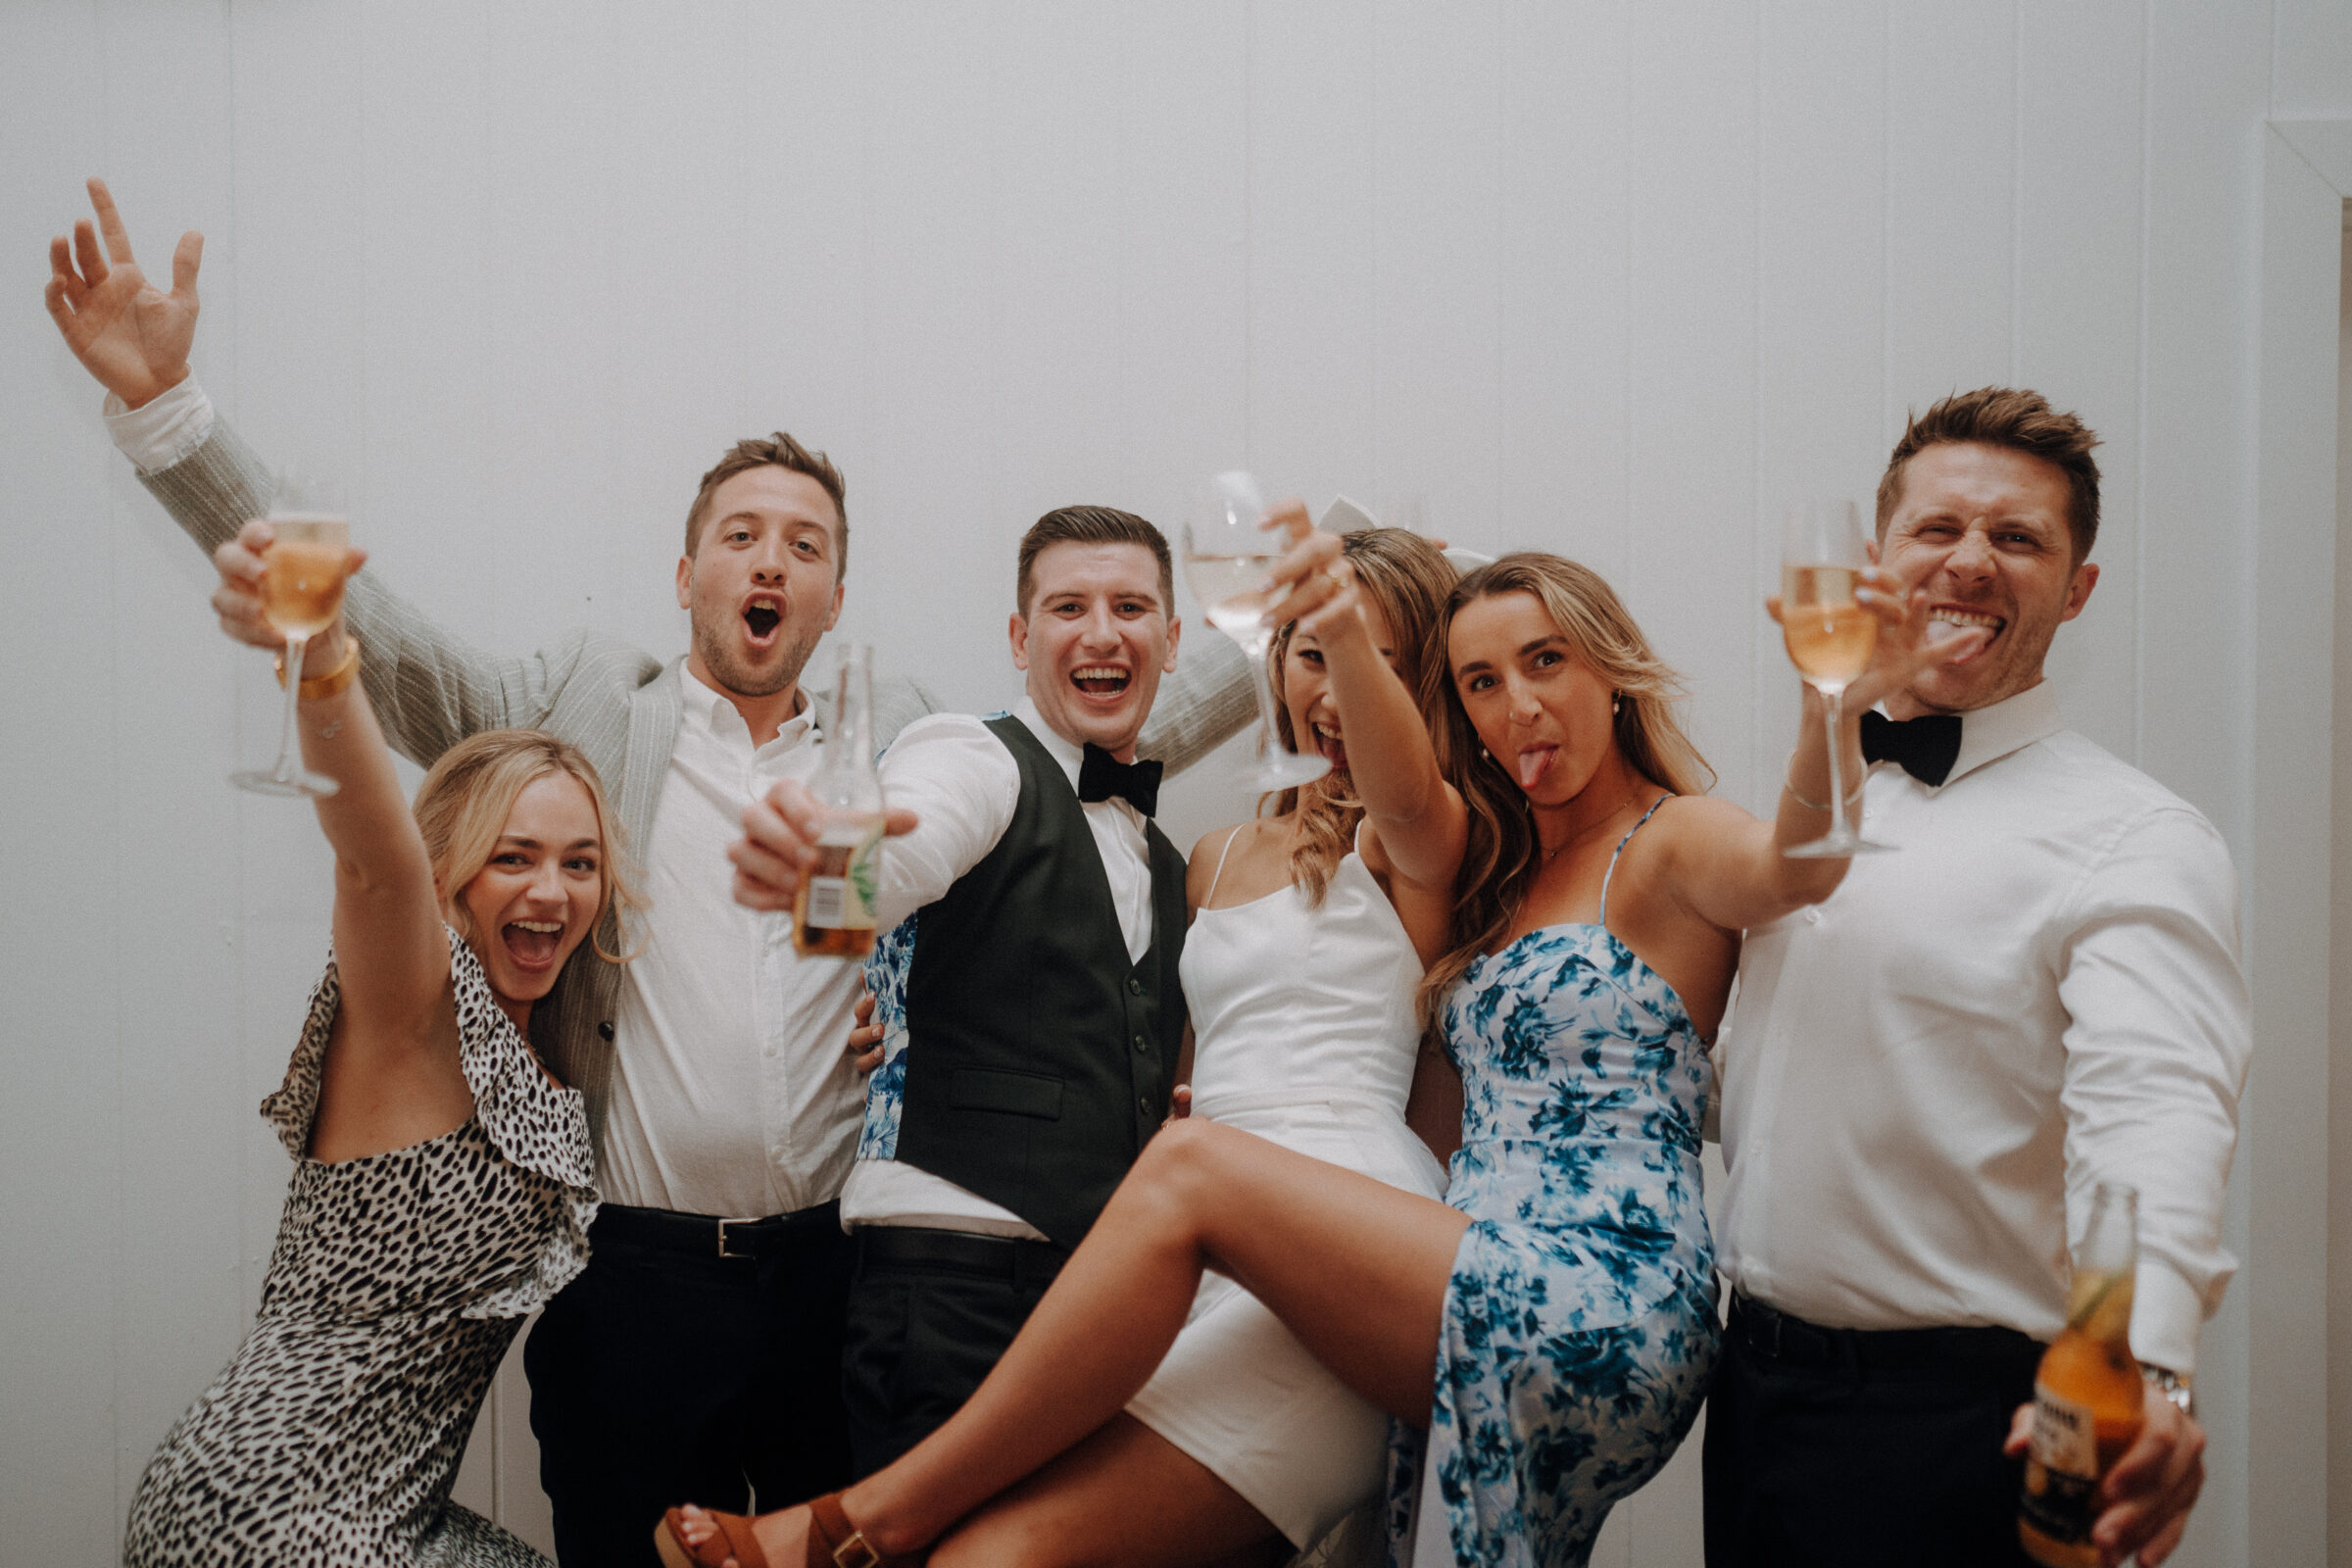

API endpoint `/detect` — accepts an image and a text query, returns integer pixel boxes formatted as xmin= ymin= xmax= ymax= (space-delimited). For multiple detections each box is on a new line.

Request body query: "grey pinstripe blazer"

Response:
xmin=139 ymin=416 xmax=1254 ymax=1150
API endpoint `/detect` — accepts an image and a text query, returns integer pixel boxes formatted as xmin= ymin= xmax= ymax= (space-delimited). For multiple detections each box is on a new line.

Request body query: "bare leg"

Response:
xmin=927 ymin=1413 xmax=1285 ymax=1568
xmin=672 ymin=1121 xmax=1466 ymax=1565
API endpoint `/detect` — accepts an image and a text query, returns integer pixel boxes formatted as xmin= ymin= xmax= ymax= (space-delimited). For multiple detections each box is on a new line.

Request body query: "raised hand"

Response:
xmin=1254 ymin=501 xmax=1348 ymax=630
xmin=1767 ymin=567 xmax=1986 ymax=715
xmin=212 ymin=516 xmax=368 ymax=666
xmin=733 ymin=779 xmax=919 ymax=912
xmin=44 ymin=177 xmax=203 ymax=409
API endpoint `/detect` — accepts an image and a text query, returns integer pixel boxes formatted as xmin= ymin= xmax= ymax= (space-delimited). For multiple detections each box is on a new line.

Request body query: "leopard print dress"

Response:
xmin=123 ymin=929 xmax=599 ymax=1567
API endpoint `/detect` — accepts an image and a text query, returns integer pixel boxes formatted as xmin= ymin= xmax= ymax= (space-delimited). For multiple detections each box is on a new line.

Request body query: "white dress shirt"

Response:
xmin=597 ymin=667 xmax=867 ymax=1214
xmin=839 ymin=699 xmax=1155 ymax=1239
xmin=1717 ymin=682 xmax=2250 ymax=1373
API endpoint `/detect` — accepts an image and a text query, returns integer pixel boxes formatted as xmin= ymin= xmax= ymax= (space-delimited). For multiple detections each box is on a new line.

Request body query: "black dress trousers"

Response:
xmin=839 ymin=1227 xmax=1066 ymax=1478
xmin=523 ymin=1203 xmax=855 ymax=1568
xmin=1702 ymin=1297 xmax=2045 ymax=1568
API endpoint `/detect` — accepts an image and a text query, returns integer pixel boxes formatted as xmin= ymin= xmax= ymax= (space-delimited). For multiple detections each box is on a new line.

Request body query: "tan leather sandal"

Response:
xmin=653 ymin=1505 xmax=769 ymax=1568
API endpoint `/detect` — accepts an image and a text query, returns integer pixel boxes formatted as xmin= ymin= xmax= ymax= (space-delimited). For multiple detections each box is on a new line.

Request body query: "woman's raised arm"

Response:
xmin=214 ymin=523 xmax=450 ymax=1038
xmin=1655 ymin=571 xmax=1986 ymax=934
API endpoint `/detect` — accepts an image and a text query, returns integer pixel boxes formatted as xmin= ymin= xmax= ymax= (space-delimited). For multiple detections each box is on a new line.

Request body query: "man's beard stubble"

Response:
xmin=692 ymin=612 xmax=827 ymax=702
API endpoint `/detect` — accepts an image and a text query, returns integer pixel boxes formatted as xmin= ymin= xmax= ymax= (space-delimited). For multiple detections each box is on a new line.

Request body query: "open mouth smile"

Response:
xmin=503 ymin=918 xmax=565 ymax=971
xmin=1311 ymin=720 xmax=1348 ymax=772
xmin=742 ymin=594 xmax=785 ymax=645
xmin=1071 ymin=664 xmax=1132 ymax=699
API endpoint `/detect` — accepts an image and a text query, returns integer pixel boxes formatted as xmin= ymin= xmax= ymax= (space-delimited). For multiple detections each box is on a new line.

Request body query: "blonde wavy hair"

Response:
xmin=1265 ymin=528 xmax=1458 ymax=903
xmin=413 ymin=729 xmax=639 ymax=968
xmin=1417 ymin=553 xmax=1712 ymax=1023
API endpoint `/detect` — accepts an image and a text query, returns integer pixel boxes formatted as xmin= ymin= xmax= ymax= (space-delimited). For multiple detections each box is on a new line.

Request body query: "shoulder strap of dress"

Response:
xmin=1202 ymin=823 xmax=1246 ymax=906
xmin=1597 ymin=794 xmax=1673 ymax=931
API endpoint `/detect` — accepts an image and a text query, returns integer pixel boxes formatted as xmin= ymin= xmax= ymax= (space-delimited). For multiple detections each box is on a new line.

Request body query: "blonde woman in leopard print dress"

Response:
xmin=123 ymin=542 xmax=623 ymax=1567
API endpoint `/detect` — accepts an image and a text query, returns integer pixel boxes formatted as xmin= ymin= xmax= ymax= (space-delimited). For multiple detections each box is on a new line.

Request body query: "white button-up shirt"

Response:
xmin=1717 ymin=681 xmax=2250 ymax=1374
xmin=598 ymin=667 xmax=868 ymax=1215
xmin=839 ymin=699 xmax=1155 ymax=1239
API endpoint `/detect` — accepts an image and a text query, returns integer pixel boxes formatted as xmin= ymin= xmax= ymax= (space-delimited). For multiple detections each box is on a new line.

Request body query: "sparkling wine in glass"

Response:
xmin=231 ymin=475 xmax=353 ymax=798
xmin=1183 ymin=471 xmax=1330 ymax=792
xmin=1780 ymin=500 xmax=1889 ymax=857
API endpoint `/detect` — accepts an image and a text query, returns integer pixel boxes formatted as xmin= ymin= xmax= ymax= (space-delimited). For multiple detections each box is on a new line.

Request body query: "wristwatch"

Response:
xmin=2142 ymin=1363 xmax=2194 ymax=1419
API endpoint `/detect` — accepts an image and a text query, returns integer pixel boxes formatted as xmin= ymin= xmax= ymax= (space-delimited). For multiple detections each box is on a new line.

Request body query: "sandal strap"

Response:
xmin=662 ymin=1507 xmax=769 ymax=1568
xmin=716 ymin=1512 xmax=772 ymax=1568
xmin=807 ymin=1493 xmax=897 ymax=1568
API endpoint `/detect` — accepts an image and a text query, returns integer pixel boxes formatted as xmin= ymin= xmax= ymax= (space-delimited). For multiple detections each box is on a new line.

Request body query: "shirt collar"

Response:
xmin=1935 ymin=680 xmax=2065 ymax=788
xmin=678 ymin=660 xmax=816 ymax=751
xmin=1011 ymin=696 xmax=1087 ymax=794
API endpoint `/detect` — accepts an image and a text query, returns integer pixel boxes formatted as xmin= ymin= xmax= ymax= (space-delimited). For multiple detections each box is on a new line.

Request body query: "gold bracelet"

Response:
xmin=274 ymin=635 xmax=363 ymax=701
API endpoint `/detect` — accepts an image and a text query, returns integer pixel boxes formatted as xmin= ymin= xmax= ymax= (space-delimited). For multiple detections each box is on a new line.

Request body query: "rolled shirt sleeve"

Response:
xmin=2054 ymin=807 xmax=2251 ymax=1374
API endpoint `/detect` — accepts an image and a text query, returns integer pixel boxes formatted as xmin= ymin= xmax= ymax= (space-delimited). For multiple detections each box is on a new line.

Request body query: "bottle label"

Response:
xmin=804 ymin=819 xmax=885 ymax=931
xmin=2020 ymin=1382 xmax=2099 ymax=1544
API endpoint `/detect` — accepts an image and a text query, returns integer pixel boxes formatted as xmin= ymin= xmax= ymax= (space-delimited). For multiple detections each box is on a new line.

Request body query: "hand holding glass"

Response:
xmin=1780 ymin=501 xmax=1888 ymax=857
xmin=1182 ymin=471 xmax=1331 ymax=792
xmin=232 ymin=474 xmax=355 ymax=798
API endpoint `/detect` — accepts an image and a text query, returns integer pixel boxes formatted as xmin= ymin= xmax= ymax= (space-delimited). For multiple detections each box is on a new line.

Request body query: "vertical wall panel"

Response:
xmin=1626 ymin=0 xmax=1760 ymax=807
xmin=1495 ymin=0 xmax=1632 ymax=576
xmin=1370 ymin=0 xmax=1501 ymax=548
xmin=1246 ymin=1 xmax=1377 ymax=509
xmin=2014 ymin=1 xmax=2144 ymax=762
xmin=4 ymin=8 xmax=124 ymax=1557
xmin=1883 ymin=2 xmax=2014 ymax=422
xmin=1752 ymin=0 xmax=1885 ymax=809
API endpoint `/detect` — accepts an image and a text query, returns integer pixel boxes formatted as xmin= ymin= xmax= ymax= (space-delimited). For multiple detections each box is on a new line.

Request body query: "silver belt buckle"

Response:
xmin=716 ymin=1216 xmax=761 ymax=1259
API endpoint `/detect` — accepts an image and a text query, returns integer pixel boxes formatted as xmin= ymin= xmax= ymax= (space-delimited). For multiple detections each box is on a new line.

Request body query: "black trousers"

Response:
xmin=523 ymin=1202 xmax=855 ymax=1568
xmin=1702 ymin=1295 xmax=2045 ymax=1568
xmin=840 ymin=1227 xmax=1068 ymax=1478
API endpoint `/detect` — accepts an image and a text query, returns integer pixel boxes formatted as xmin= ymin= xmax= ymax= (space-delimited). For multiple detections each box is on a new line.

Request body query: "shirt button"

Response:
xmin=1805 ymin=908 xmax=1823 ymax=925
xmin=1127 ymin=977 xmax=1145 ymax=996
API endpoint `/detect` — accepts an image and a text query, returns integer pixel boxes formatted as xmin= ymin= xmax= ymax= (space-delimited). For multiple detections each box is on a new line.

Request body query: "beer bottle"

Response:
xmin=793 ymin=643 xmax=887 ymax=958
xmin=2019 ymin=1183 xmax=2144 ymax=1567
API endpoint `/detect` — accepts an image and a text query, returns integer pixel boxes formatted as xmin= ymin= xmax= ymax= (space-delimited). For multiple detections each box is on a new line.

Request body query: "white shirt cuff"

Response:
xmin=2130 ymin=1259 xmax=2207 ymax=1377
xmin=103 ymin=377 xmax=215 ymax=474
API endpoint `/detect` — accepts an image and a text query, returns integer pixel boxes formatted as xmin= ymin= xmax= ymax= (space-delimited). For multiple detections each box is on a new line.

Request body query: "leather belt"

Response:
xmin=1730 ymin=1292 xmax=2043 ymax=1378
xmin=592 ymin=1200 xmax=843 ymax=1261
xmin=856 ymin=1225 xmax=1068 ymax=1290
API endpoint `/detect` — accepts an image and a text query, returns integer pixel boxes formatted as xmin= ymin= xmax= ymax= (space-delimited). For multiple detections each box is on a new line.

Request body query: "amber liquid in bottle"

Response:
xmin=2019 ymin=1184 xmax=2144 ymax=1567
xmin=792 ymin=644 xmax=886 ymax=959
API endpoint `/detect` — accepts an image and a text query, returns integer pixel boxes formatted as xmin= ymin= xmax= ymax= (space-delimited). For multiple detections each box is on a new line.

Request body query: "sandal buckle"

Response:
xmin=832 ymin=1536 xmax=882 ymax=1568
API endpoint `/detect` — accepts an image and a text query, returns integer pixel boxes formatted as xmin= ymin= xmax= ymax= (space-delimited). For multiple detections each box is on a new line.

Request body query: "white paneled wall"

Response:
xmin=3 ymin=4 xmax=2345 ymax=1564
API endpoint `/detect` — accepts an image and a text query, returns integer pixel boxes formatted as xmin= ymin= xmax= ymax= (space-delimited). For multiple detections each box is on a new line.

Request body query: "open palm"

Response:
xmin=45 ymin=177 xmax=202 ymax=408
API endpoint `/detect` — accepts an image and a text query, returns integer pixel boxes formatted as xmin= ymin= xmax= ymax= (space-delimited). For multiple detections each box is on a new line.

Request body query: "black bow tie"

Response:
xmin=1859 ymin=710 xmax=1963 ymax=787
xmin=1078 ymin=745 xmax=1162 ymax=817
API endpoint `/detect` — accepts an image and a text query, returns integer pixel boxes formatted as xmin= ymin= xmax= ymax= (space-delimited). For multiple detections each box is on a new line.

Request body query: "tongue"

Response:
xmin=505 ymin=925 xmax=561 ymax=966
xmin=1517 ymin=748 xmax=1555 ymax=789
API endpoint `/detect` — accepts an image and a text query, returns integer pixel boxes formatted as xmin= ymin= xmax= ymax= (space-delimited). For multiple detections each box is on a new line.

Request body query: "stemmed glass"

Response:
xmin=1779 ymin=500 xmax=1889 ymax=857
xmin=231 ymin=473 xmax=354 ymax=798
xmin=1182 ymin=471 xmax=1332 ymax=792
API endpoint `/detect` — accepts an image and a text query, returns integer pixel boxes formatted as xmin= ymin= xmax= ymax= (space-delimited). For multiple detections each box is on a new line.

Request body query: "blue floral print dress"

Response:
xmin=1389 ymin=798 xmax=1719 ymax=1568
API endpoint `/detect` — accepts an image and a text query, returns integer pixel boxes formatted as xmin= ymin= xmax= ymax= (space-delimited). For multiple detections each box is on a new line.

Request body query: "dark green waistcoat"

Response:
xmin=893 ymin=715 xmax=1188 ymax=1247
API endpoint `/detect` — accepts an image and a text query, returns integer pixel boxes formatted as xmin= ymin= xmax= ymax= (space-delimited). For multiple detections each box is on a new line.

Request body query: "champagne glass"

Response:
xmin=231 ymin=474 xmax=353 ymax=798
xmin=1183 ymin=471 xmax=1331 ymax=792
xmin=1780 ymin=500 xmax=1888 ymax=857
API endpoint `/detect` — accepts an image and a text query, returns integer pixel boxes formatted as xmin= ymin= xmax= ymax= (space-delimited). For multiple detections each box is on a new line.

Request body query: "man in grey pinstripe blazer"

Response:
xmin=49 ymin=179 xmax=1252 ymax=1566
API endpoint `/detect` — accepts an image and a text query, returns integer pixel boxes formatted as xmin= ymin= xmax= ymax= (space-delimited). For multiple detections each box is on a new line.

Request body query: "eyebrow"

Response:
xmin=495 ymin=837 xmax=602 ymax=852
xmin=1454 ymin=634 xmax=1567 ymax=677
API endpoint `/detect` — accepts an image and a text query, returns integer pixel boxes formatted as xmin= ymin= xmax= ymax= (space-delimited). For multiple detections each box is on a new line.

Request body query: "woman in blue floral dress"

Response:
xmin=668 ymin=538 xmax=1983 ymax=1568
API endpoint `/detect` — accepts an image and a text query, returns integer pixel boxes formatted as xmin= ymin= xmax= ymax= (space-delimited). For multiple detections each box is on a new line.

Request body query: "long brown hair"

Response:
xmin=414 ymin=729 xmax=641 ymax=967
xmin=1265 ymin=528 xmax=1457 ymax=903
xmin=1417 ymin=553 xmax=1712 ymax=1022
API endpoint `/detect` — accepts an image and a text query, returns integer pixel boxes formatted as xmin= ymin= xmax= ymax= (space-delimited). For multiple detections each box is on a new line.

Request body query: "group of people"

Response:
xmin=49 ymin=176 xmax=2247 ymax=1568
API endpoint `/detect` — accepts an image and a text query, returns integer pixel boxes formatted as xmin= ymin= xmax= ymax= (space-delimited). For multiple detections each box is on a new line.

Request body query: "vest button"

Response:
xmin=1138 ymin=1094 xmax=1152 ymax=1115
xmin=1133 ymin=1033 xmax=1150 ymax=1054
xmin=1127 ymin=976 xmax=1145 ymax=996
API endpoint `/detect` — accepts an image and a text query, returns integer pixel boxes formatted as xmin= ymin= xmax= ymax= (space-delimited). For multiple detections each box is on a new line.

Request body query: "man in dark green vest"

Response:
xmin=736 ymin=506 xmax=1217 ymax=1474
